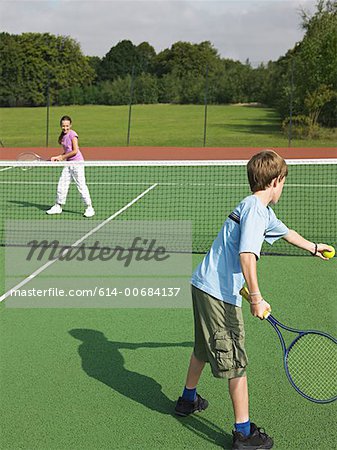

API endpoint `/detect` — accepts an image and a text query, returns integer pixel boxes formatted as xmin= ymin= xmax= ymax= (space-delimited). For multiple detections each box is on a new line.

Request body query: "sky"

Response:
xmin=0 ymin=0 xmax=317 ymax=63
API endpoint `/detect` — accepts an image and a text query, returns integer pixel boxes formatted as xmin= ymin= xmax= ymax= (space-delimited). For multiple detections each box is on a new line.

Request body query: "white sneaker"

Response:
xmin=46 ymin=204 xmax=62 ymax=215
xmin=84 ymin=206 xmax=95 ymax=218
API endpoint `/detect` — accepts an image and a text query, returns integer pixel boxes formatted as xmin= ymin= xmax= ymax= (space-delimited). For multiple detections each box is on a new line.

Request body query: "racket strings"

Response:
xmin=17 ymin=153 xmax=39 ymax=162
xmin=286 ymin=333 xmax=337 ymax=402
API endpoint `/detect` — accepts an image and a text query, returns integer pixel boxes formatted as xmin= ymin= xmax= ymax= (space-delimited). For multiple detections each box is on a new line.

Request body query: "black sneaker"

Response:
xmin=174 ymin=393 xmax=209 ymax=417
xmin=232 ymin=423 xmax=273 ymax=449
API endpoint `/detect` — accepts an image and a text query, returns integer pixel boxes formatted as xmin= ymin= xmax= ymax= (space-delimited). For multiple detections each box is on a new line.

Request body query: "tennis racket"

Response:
xmin=240 ymin=286 xmax=337 ymax=403
xmin=17 ymin=152 xmax=48 ymax=171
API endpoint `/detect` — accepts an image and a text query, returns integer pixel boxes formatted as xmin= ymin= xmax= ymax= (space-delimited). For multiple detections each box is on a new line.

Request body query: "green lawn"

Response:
xmin=0 ymin=104 xmax=336 ymax=148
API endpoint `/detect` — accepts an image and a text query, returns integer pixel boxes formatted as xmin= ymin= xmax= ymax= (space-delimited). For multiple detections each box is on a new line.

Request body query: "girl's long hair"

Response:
xmin=58 ymin=115 xmax=72 ymax=144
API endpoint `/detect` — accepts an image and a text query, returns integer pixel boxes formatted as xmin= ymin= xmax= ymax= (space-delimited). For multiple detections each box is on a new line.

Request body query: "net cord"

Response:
xmin=0 ymin=159 xmax=336 ymax=167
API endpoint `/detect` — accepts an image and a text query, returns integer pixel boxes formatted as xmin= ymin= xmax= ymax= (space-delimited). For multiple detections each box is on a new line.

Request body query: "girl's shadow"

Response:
xmin=69 ymin=328 xmax=231 ymax=448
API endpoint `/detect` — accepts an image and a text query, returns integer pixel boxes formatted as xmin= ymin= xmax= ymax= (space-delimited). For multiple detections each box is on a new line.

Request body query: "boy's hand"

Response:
xmin=250 ymin=299 xmax=271 ymax=320
xmin=316 ymin=244 xmax=335 ymax=260
xmin=239 ymin=287 xmax=271 ymax=320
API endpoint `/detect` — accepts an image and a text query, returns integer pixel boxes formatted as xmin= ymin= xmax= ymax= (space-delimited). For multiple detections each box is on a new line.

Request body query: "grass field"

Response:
xmin=0 ymin=104 xmax=336 ymax=148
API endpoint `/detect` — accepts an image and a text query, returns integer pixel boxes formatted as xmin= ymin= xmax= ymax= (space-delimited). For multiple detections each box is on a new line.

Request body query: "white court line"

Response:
xmin=0 ymin=167 xmax=14 ymax=172
xmin=0 ymin=183 xmax=158 ymax=303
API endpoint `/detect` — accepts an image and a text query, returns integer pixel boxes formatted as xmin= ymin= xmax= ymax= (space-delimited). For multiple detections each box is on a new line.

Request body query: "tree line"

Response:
xmin=0 ymin=0 xmax=336 ymax=131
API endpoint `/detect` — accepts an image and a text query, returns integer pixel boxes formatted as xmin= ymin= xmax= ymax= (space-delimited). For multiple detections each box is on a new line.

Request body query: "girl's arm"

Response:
xmin=283 ymin=229 xmax=332 ymax=259
xmin=51 ymin=137 xmax=79 ymax=161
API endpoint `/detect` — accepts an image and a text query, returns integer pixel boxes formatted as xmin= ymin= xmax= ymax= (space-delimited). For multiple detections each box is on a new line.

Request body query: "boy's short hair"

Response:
xmin=247 ymin=150 xmax=288 ymax=192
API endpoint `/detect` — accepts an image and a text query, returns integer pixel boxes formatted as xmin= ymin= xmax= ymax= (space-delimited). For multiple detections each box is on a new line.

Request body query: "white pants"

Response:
xmin=56 ymin=166 xmax=92 ymax=206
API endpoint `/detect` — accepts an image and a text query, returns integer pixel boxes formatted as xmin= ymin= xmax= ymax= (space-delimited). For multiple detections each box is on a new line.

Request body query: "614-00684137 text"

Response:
xmin=8 ymin=287 xmax=182 ymax=298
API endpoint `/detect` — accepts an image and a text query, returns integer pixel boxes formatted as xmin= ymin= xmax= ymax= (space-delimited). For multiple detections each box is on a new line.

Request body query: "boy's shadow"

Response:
xmin=69 ymin=328 xmax=232 ymax=448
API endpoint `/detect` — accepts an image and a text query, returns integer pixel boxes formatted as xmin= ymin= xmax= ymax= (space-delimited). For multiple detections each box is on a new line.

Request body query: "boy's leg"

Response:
xmin=175 ymin=352 xmax=208 ymax=417
xmin=185 ymin=351 xmax=206 ymax=388
xmin=175 ymin=286 xmax=210 ymax=417
xmin=230 ymin=375 xmax=274 ymax=449
xmin=228 ymin=376 xmax=249 ymax=423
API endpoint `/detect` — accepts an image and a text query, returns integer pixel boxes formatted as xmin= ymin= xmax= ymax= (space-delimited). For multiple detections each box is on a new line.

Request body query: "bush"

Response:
xmin=282 ymin=114 xmax=330 ymax=139
xmin=134 ymin=74 xmax=158 ymax=104
xmin=282 ymin=115 xmax=311 ymax=138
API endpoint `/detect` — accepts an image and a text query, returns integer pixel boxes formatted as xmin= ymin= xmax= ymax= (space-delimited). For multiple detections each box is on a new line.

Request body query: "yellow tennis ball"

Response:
xmin=322 ymin=247 xmax=335 ymax=259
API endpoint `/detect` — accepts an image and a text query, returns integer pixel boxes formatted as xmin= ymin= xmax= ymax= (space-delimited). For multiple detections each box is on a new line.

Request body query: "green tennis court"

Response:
xmin=0 ymin=160 xmax=336 ymax=449
xmin=0 ymin=258 xmax=336 ymax=449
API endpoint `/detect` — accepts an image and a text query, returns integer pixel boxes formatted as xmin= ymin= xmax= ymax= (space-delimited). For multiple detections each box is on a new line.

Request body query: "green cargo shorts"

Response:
xmin=191 ymin=285 xmax=248 ymax=379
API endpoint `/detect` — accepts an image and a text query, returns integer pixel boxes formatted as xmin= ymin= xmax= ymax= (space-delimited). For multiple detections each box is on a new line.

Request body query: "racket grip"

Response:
xmin=263 ymin=309 xmax=271 ymax=319
xmin=239 ymin=287 xmax=271 ymax=319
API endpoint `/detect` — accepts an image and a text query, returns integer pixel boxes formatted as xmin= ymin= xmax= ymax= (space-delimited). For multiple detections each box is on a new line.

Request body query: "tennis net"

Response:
xmin=0 ymin=159 xmax=336 ymax=256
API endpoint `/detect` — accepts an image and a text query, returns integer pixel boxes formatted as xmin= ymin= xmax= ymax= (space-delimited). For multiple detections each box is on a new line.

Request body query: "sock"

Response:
xmin=182 ymin=386 xmax=197 ymax=402
xmin=235 ymin=419 xmax=251 ymax=437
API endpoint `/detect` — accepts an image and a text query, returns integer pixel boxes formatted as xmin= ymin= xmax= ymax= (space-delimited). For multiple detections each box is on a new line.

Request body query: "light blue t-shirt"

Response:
xmin=191 ymin=195 xmax=289 ymax=307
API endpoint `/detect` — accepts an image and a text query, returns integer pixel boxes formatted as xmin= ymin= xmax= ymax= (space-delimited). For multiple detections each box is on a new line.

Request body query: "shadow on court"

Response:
xmin=8 ymin=200 xmax=82 ymax=215
xmin=69 ymin=328 xmax=231 ymax=448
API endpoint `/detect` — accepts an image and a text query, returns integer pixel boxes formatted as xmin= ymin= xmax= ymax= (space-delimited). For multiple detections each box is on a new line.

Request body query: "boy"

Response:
xmin=175 ymin=150 xmax=333 ymax=450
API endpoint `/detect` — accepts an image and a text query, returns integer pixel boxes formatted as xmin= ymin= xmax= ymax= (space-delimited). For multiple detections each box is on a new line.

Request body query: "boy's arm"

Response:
xmin=240 ymin=252 xmax=271 ymax=319
xmin=283 ymin=229 xmax=332 ymax=259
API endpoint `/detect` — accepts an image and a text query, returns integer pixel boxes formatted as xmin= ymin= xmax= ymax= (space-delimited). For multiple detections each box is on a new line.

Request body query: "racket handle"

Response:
xmin=239 ymin=287 xmax=271 ymax=319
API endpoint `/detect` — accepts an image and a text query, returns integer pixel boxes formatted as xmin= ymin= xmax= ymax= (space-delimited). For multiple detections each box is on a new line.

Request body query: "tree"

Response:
xmin=0 ymin=33 xmax=24 ymax=106
xmin=97 ymin=40 xmax=156 ymax=83
xmin=264 ymin=1 xmax=337 ymax=126
xmin=87 ymin=56 xmax=101 ymax=80
xmin=153 ymin=41 xmax=223 ymax=103
xmin=304 ymin=84 xmax=336 ymax=131
xmin=134 ymin=74 xmax=158 ymax=104
xmin=0 ymin=33 xmax=95 ymax=106
xmin=136 ymin=42 xmax=156 ymax=73
xmin=153 ymin=41 xmax=220 ymax=80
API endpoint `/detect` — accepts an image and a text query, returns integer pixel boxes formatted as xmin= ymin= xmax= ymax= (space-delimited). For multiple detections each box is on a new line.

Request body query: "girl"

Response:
xmin=46 ymin=115 xmax=95 ymax=217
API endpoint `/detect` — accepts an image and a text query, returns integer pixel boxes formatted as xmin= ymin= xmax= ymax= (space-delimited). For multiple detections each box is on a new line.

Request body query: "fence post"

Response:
xmin=46 ymin=72 xmax=50 ymax=148
xmin=288 ymin=59 xmax=294 ymax=148
xmin=203 ymin=64 xmax=209 ymax=147
xmin=127 ymin=65 xmax=135 ymax=146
